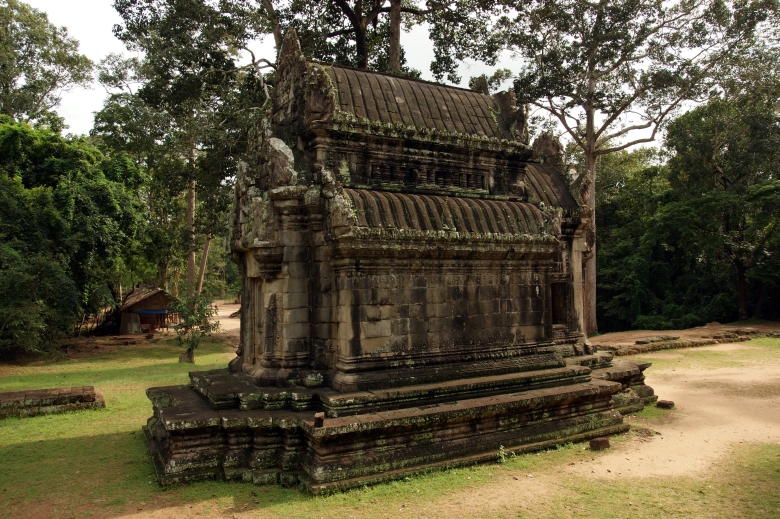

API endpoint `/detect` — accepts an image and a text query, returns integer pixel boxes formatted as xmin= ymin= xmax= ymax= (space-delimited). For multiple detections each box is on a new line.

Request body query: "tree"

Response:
xmin=170 ymin=286 xmax=219 ymax=362
xmin=445 ymin=0 xmax=779 ymax=334
xmin=0 ymin=116 xmax=143 ymax=353
xmin=657 ymin=90 xmax=780 ymax=321
xmin=91 ymin=78 xmax=190 ymax=292
xmin=280 ymin=0 xmax=419 ymax=74
xmin=0 ymin=0 xmax=92 ymax=129
xmin=112 ymin=0 xmax=275 ymax=292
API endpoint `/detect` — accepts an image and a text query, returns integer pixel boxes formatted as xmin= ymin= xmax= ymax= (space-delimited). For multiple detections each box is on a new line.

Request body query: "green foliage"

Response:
xmin=0 ymin=117 xmax=143 ymax=353
xmin=170 ymin=287 xmax=220 ymax=353
xmin=593 ymin=84 xmax=780 ymax=331
xmin=497 ymin=444 xmax=507 ymax=463
xmin=0 ymin=0 xmax=93 ymax=129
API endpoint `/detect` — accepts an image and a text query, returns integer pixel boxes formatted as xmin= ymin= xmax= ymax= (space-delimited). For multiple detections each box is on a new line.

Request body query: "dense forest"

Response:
xmin=1 ymin=0 xmax=778 ymax=354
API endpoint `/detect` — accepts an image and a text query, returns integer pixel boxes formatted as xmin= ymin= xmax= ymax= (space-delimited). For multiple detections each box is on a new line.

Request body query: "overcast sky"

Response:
xmin=27 ymin=0 xmax=514 ymax=136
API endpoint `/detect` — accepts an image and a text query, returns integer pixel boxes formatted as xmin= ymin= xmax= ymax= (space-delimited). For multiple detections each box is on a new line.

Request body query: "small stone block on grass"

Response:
xmin=590 ymin=437 xmax=610 ymax=451
xmin=657 ymin=400 xmax=675 ymax=409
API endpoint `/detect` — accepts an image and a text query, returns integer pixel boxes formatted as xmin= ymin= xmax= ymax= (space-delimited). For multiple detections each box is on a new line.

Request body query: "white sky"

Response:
xmin=27 ymin=0 xmax=515 ymax=136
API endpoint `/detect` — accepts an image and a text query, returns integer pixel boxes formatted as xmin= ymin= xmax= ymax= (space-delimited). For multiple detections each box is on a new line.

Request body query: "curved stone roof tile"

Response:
xmin=344 ymin=189 xmax=546 ymax=235
xmin=524 ymin=164 xmax=579 ymax=211
xmin=326 ymin=66 xmax=512 ymax=140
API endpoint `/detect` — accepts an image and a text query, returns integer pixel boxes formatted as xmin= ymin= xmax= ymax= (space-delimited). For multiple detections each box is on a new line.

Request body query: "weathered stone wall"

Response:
xmin=326 ymin=263 xmax=562 ymax=391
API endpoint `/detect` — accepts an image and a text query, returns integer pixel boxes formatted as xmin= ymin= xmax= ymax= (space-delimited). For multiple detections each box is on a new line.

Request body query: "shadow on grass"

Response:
xmin=0 ymin=430 xmax=309 ymax=518
xmin=0 ymin=339 xmax=234 ymax=373
xmin=0 ymin=427 xmax=778 ymax=519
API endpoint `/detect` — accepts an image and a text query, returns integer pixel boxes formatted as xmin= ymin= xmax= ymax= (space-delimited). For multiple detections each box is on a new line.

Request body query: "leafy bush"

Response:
xmin=170 ymin=288 xmax=220 ymax=355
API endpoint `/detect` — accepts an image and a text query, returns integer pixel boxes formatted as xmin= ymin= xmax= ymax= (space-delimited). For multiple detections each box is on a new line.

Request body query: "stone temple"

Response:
xmin=143 ymin=30 xmax=656 ymax=493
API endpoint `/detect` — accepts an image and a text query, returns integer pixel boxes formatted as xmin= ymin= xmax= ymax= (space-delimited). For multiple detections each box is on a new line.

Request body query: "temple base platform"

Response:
xmin=144 ymin=355 xmax=654 ymax=493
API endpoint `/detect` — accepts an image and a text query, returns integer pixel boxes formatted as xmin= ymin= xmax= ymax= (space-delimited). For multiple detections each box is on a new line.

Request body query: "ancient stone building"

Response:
xmin=143 ymin=31 xmax=655 ymax=493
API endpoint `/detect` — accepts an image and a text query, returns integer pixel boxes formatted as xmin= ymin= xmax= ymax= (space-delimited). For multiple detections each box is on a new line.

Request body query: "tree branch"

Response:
xmin=535 ymin=97 xmax=585 ymax=149
xmin=327 ymin=28 xmax=356 ymax=37
xmin=260 ymin=0 xmax=283 ymax=49
xmin=333 ymin=0 xmax=362 ymax=29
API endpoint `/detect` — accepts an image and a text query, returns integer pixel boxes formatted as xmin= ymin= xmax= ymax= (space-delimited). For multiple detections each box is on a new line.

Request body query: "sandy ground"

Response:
xmin=214 ymin=301 xmax=241 ymax=331
xmin=566 ymin=342 xmax=780 ymax=480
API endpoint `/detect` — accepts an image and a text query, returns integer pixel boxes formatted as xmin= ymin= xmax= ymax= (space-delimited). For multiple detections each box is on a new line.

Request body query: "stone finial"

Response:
xmin=531 ymin=131 xmax=564 ymax=164
xmin=470 ymin=75 xmax=490 ymax=95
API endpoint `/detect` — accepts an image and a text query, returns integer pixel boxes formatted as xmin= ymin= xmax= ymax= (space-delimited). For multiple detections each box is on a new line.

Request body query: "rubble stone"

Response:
xmin=0 ymin=386 xmax=105 ymax=419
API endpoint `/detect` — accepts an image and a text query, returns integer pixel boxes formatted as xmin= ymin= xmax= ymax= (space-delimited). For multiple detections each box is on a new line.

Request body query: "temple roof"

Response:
xmin=325 ymin=66 xmax=513 ymax=140
xmin=344 ymin=189 xmax=546 ymax=235
xmin=525 ymin=164 xmax=578 ymax=211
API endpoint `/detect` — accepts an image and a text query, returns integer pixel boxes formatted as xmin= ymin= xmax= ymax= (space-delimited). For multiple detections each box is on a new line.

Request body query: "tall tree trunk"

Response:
xmin=158 ymin=262 xmax=168 ymax=291
xmin=196 ymin=237 xmax=211 ymax=294
xmin=388 ymin=0 xmax=401 ymax=71
xmin=583 ymin=189 xmax=598 ymax=334
xmin=753 ymin=282 xmax=767 ymax=319
xmin=186 ymin=177 xmax=196 ymax=288
xmin=583 ymin=92 xmax=598 ymax=335
xmin=735 ymin=260 xmax=748 ymax=320
xmin=355 ymin=24 xmax=369 ymax=68
xmin=186 ymin=144 xmax=197 ymax=290
xmin=261 ymin=0 xmax=283 ymax=49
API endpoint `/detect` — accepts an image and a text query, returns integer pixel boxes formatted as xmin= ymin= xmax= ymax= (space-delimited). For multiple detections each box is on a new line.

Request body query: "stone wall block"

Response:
xmin=283 ymin=292 xmax=309 ymax=309
xmin=315 ymin=307 xmax=332 ymax=323
xmin=373 ymin=288 xmax=394 ymax=305
xmin=452 ymin=299 xmax=468 ymax=317
xmin=337 ymin=324 xmax=354 ymax=341
xmin=283 ymin=322 xmax=309 ymax=339
xmin=286 ymin=277 xmax=308 ymax=294
xmin=365 ymin=305 xmax=381 ymax=321
xmin=435 ymin=302 xmax=453 ymax=318
xmin=409 ymin=304 xmax=426 ymax=319
xmin=391 ymin=318 xmax=410 ymax=336
xmin=361 ymin=320 xmax=391 ymax=339
xmin=409 ymin=318 xmax=428 ymax=334
xmin=379 ymin=305 xmax=397 ymax=320
xmin=410 ymin=288 xmax=427 ymax=304
xmin=447 ymin=286 xmax=465 ymax=300
xmin=477 ymin=285 xmax=497 ymax=300
xmin=283 ymin=308 xmax=309 ymax=324
xmin=314 ymin=278 xmax=333 ymax=293
xmin=413 ymin=275 xmax=427 ymax=287
xmin=286 ymin=261 xmax=309 ymax=278
xmin=315 ymin=323 xmax=333 ymax=340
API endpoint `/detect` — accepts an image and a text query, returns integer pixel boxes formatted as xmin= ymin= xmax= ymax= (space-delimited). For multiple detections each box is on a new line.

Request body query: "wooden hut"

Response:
xmin=118 ymin=288 xmax=176 ymax=334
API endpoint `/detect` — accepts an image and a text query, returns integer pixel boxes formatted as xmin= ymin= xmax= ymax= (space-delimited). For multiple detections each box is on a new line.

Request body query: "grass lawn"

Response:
xmin=0 ymin=337 xmax=778 ymax=519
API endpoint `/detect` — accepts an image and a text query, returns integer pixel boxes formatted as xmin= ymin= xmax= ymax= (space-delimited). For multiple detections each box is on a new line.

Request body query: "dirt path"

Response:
xmin=567 ymin=343 xmax=780 ymax=480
